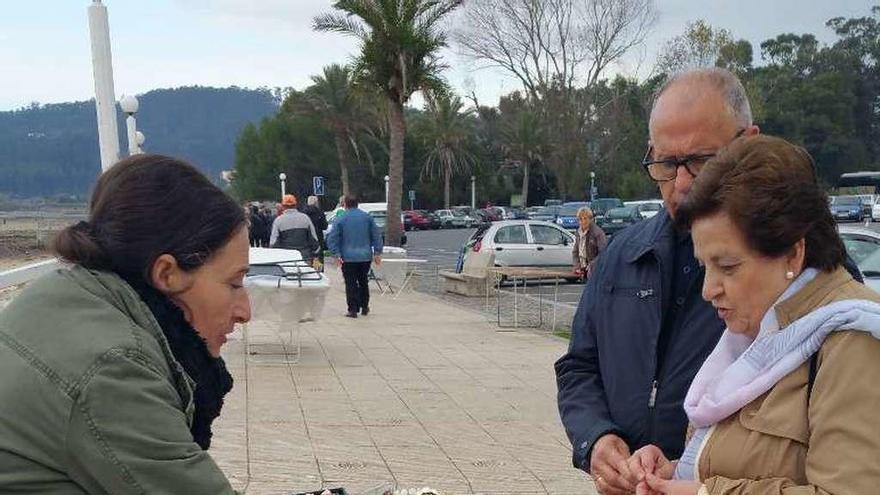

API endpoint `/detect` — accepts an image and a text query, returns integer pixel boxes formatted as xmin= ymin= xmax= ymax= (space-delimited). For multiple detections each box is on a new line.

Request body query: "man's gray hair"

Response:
xmin=653 ymin=67 xmax=753 ymax=129
xmin=307 ymin=195 xmax=318 ymax=206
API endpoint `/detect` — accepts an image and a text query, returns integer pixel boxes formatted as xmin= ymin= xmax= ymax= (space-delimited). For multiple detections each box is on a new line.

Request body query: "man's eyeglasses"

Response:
xmin=641 ymin=129 xmax=746 ymax=182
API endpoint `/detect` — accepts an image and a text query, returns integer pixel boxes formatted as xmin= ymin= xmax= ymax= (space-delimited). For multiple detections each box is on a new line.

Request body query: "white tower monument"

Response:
xmin=87 ymin=1 xmax=120 ymax=171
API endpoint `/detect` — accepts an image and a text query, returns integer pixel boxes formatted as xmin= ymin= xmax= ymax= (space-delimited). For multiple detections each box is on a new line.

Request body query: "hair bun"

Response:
xmin=52 ymin=220 xmax=111 ymax=270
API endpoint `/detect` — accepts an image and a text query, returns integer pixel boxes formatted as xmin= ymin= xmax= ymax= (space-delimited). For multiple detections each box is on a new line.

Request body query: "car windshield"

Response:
xmin=640 ymin=203 xmax=661 ymax=211
xmin=558 ymin=206 xmax=581 ymax=216
xmin=836 ymin=196 xmax=861 ymax=205
xmin=858 ymin=247 xmax=880 ymax=276
xmin=452 ymin=210 xmax=465 ymax=217
xmin=607 ymin=207 xmax=637 ymax=219
xmin=369 ymin=211 xmax=387 ymax=227
xmin=593 ymin=198 xmax=623 ymax=212
xmin=536 ymin=206 xmax=559 ymax=215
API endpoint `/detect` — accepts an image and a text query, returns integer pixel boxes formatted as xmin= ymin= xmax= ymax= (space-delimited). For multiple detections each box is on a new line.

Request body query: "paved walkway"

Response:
xmin=210 ymin=268 xmax=596 ymax=494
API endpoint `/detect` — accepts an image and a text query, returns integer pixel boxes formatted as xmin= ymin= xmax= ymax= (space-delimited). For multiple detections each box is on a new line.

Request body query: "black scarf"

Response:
xmin=125 ymin=277 xmax=234 ymax=450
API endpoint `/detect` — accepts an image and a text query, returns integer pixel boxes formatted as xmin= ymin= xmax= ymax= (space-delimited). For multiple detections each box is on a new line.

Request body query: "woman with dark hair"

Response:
xmin=627 ymin=136 xmax=880 ymax=494
xmin=0 ymin=155 xmax=250 ymax=493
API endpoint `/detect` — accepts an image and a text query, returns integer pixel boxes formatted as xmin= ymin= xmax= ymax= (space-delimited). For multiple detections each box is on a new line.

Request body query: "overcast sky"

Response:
xmin=0 ymin=0 xmax=872 ymax=111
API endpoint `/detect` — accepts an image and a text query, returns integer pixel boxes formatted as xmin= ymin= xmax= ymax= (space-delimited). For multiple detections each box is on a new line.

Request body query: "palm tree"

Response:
xmin=418 ymin=92 xmax=476 ymax=208
xmin=284 ymin=64 xmax=367 ymax=197
xmin=501 ymin=109 xmax=544 ymax=207
xmin=314 ymin=0 xmax=464 ymax=246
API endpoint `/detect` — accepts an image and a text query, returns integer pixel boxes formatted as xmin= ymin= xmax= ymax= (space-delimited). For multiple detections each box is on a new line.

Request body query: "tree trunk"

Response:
xmin=521 ymin=160 xmax=530 ymax=207
xmin=385 ymin=101 xmax=406 ymax=247
xmin=333 ymin=129 xmax=351 ymax=197
xmin=444 ymin=164 xmax=451 ymax=208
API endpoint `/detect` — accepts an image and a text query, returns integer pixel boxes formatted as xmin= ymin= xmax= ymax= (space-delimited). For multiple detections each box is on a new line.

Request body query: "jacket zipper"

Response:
xmin=647 ymin=253 xmax=664 ymax=443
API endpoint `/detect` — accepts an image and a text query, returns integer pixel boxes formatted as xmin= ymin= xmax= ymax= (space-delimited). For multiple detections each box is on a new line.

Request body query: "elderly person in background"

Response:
xmin=571 ymin=206 xmax=607 ymax=279
xmin=628 ymin=135 xmax=880 ymax=495
xmin=0 ymin=155 xmax=250 ymax=493
xmin=300 ymin=195 xmax=329 ymax=266
xmin=270 ymin=193 xmax=320 ymax=265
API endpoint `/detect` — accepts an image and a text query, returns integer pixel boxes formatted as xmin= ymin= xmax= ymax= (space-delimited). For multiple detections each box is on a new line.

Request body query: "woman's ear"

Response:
xmin=788 ymin=238 xmax=807 ymax=276
xmin=150 ymin=254 xmax=189 ymax=294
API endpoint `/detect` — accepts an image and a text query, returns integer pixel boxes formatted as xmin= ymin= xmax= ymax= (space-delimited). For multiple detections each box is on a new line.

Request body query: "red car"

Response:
xmin=403 ymin=210 xmax=432 ymax=231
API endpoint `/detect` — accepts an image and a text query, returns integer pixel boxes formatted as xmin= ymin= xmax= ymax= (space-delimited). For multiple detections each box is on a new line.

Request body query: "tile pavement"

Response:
xmin=210 ymin=269 xmax=598 ymax=495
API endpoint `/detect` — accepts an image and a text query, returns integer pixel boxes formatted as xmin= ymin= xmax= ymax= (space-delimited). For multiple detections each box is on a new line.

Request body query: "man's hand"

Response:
xmin=627 ymin=445 xmax=675 ymax=495
xmin=372 ymin=254 xmax=382 ymax=266
xmin=590 ymin=434 xmax=636 ymax=495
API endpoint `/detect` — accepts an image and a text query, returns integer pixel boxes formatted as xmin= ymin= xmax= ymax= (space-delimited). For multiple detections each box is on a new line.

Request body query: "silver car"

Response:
xmin=461 ymin=220 xmax=575 ymax=268
xmin=838 ymin=226 xmax=880 ymax=292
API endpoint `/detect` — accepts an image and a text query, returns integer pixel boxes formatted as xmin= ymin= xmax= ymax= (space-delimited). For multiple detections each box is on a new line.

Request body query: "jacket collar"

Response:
xmin=622 ymin=209 xmax=677 ymax=263
xmin=774 ymin=267 xmax=856 ymax=328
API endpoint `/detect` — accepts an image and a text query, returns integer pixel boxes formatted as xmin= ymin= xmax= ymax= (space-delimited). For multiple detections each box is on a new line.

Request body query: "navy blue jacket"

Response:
xmin=555 ymin=211 xmax=723 ymax=470
xmin=326 ymin=208 xmax=383 ymax=263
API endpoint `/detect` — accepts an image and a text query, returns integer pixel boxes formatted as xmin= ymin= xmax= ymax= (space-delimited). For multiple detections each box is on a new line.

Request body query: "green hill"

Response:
xmin=0 ymin=86 xmax=280 ymax=197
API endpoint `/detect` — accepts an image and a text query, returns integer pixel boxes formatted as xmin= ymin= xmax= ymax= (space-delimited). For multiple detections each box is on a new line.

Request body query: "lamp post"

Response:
xmin=471 ymin=175 xmax=476 ymax=209
xmin=384 ymin=175 xmax=390 ymax=203
xmin=87 ymin=0 xmax=120 ymax=171
xmin=590 ymin=171 xmax=597 ymax=201
xmin=119 ymin=94 xmax=139 ymax=156
xmin=279 ymin=173 xmax=287 ymax=199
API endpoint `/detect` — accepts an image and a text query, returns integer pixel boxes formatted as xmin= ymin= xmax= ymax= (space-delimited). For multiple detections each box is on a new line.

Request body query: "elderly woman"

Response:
xmin=0 ymin=155 xmax=250 ymax=493
xmin=627 ymin=135 xmax=880 ymax=495
xmin=571 ymin=206 xmax=608 ymax=278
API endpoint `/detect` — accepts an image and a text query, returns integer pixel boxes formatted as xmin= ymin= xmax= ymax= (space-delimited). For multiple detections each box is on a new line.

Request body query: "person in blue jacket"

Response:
xmin=554 ymin=67 xmax=864 ymax=495
xmin=326 ymin=196 xmax=383 ymax=318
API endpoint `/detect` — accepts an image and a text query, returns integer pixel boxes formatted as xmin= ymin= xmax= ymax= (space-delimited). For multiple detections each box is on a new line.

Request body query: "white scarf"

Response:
xmin=675 ymin=269 xmax=880 ymax=480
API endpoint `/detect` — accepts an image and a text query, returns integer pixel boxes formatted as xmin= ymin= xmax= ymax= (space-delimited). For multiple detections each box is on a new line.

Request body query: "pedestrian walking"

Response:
xmin=571 ymin=206 xmax=606 ymax=280
xmin=269 ymin=194 xmax=320 ymax=264
xmin=248 ymin=204 xmax=269 ymax=247
xmin=326 ymin=196 xmax=383 ymax=318
xmin=300 ymin=195 xmax=328 ymax=265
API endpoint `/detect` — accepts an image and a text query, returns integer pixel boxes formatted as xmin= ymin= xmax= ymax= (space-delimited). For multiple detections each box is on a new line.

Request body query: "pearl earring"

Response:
xmin=785 ymin=271 xmax=794 ymax=280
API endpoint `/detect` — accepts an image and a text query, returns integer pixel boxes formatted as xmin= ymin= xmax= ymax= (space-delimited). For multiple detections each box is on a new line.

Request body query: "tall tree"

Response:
xmin=284 ymin=64 xmax=371 ymax=197
xmin=314 ymin=0 xmax=464 ymax=246
xmin=500 ymin=100 xmax=544 ymax=206
xmin=415 ymin=92 xmax=476 ymax=208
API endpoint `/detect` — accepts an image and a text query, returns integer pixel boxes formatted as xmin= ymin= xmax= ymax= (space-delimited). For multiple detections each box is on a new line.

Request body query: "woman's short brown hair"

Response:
xmin=676 ymin=135 xmax=844 ymax=271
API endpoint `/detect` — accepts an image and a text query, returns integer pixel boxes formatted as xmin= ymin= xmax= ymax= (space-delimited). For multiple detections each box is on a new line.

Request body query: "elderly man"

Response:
xmin=555 ymin=67 xmax=862 ymax=495
xmin=556 ymin=68 xmax=759 ymax=495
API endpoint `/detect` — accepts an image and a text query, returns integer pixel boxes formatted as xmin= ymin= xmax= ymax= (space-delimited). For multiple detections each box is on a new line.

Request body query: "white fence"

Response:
xmin=0 ymin=259 xmax=61 ymax=290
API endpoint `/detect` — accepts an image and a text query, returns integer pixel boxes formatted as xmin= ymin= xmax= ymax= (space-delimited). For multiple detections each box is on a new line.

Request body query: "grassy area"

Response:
xmin=553 ymin=329 xmax=571 ymax=340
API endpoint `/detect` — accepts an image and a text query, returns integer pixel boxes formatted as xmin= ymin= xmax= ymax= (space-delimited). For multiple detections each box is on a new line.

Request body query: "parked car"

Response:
xmin=403 ymin=210 xmax=432 ymax=231
xmin=859 ymin=194 xmax=877 ymax=220
xmin=597 ymin=205 xmax=642 ymax=238
xmin=435 ymin=209 xmax=468 ymax=228
xmin=873 ymin=199 xmax=880 ymax=222
xmin=830 ymin=195 xmax=865 ymax=222
xmin=624 ymin=199 xmax=665 ymax=219
xmin=460 ymin=220 xmax=575 ymax=270
xmin=838 ymin=225 xmax=880 ymax=292
xmin=529 ymin=205 xmax=561 ymax=223
xmin=416 ymin=210 xmax=441 ymax=229
xmin=544 ymin=199 xmax=563 ymax=207
xmin=525 ymin=206 xmax=545 ymax=218
xmin=451 ymin=206 xmax=480 ymax=227
xmin=477 ymin=207 xmax=503 ymax=222
xmin=555 ymin=202 xmax=591 ymax=230
xmin=590 ymin=197 xmax=625 ymax=219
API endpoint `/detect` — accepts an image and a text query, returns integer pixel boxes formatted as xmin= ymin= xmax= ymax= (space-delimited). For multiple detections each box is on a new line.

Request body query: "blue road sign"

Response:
xmin=408 ymin=189 xmax=416 ymax=201
xmin=313 ymin=176 xmax=325 ymax=196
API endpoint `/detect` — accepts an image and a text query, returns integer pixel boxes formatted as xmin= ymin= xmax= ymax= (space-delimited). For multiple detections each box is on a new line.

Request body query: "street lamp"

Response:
xmin=279 ymin=173 xmax=287 ymax=199
xmin=119 ymin=94 xmax=139 ymax=156
xmin=471 ymin=175 xmax=476 ymax=209
xmin=384 ymin=175 xmax=390 ymax=203
xmin=590 ymin=171 xmax=597 ymax=201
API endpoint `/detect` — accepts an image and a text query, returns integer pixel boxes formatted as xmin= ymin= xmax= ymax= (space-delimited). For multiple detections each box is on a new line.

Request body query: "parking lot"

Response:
xmin=403 ymin=217 xmax=880 ymax=316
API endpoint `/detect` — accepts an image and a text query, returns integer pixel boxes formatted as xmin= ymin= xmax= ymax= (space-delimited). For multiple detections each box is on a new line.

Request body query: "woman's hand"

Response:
xmin=639 ymin=474 xmax=701 ymax=495
xmin=627 ymin=445 xmax=676 ymax=495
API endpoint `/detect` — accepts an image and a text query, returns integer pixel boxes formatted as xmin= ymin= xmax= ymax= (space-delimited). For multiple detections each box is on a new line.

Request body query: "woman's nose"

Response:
xmin=234 ymin=290 xmax=252 ymax=323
